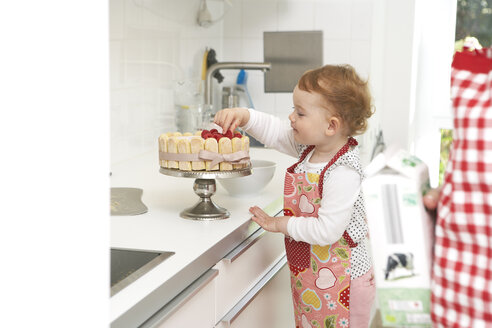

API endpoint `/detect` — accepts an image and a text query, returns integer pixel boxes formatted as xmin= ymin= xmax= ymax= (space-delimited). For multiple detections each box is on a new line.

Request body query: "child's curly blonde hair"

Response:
xmin=298 ymin=64 xmax=374 ymax=136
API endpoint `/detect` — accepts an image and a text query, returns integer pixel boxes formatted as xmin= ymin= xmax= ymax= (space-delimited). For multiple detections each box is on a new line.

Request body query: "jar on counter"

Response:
xmin=221 ymin=86 xmax=239 ymax=109
xmin=174 ymin=79 xmax=204 ymax=133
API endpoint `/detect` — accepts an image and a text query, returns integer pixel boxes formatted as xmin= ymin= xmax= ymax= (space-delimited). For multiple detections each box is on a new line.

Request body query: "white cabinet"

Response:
xmin=214 ymin=228 xmax=295 ymax=328
xmin=214 ymin=229 xmax=286 ymax=322
xmin=143 ymin=228 xmax=295 ymax=328
xmin=216 ymin=256 xmax=294 ymax=328
xmin=140 ymin=269 xmax=218 ymax=328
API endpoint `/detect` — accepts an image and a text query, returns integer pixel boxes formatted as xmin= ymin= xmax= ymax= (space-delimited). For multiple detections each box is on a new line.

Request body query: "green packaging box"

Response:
xmin=363 ymin=147 xmax=434 ymax=327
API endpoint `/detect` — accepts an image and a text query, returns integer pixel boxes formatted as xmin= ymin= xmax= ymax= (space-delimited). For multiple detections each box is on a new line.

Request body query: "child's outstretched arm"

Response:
xmin=217 ymin=108 xmax=299 ymax=158
xmin=249 ymin=206 xmax=290 ymax=236
xmin=214 ymin=107 xmax=250 ymax=133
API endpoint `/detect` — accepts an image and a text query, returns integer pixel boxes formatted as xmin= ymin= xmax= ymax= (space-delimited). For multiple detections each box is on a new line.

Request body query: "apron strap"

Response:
xmin=318 ymin=137 xmax=358 ymax=199
xmin=342 ymin=230 xmax=358 ymax=248
xmin=287 ymin=145 xmax=315 ymax=173
xmin=287 ymin=137 xmax=358 ymax=199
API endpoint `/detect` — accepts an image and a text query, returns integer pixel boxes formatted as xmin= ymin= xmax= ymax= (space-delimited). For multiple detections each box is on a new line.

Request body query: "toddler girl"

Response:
xmin=214 ymin=64 xmax=375 ymax=328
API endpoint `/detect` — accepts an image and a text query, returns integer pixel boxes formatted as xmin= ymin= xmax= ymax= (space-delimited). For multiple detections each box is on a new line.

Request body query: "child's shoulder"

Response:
xmin=333 ymin=146 xmax=363 ymax=173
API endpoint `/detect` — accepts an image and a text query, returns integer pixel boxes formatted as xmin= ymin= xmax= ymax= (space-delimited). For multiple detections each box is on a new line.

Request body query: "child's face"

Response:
xmin=289 ymin=85 xmax=333 ymax=145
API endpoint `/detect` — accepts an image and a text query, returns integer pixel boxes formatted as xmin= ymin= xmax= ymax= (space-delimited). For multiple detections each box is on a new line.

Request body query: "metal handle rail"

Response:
xmin=219 ymin=255 xmax=287 ymax=327
xmin=222 ymin=209 xmax=283 ymax=263
xmin=140 ymin=268 xmax=219 ymax=328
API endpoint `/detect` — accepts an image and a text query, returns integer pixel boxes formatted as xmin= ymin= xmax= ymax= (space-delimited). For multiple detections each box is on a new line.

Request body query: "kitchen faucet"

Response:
xmin=204 ymin=62 xmax=271 ymax=110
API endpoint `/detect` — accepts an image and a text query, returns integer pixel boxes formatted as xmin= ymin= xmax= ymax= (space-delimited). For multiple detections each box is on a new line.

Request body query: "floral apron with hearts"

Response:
xmin=284 ymin=138 xmax=358 ymax=328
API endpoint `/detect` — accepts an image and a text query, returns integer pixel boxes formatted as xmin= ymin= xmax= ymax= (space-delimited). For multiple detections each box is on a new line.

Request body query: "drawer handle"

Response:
xmin=223 ymin=209 xmax=283 ymax=263
xmin=219 ymin=255 xmax=287 ymax=326
xmin=223 ymin=227 xmax=265 ymax=263
xmin=140 ymin=268 xmax=218 ymax=328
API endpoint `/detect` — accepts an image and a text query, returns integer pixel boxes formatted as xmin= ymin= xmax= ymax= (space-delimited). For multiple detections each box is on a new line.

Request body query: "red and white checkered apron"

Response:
xmin=284 ymin=138 xmax=359 ymax=328
xmin=431 ymin=49 xmax=492 ymax=328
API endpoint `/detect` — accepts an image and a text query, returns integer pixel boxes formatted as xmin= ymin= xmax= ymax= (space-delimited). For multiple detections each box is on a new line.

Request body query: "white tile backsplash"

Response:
xmin=277 ymin=1 xmax=315 ymax=31
xmin=351 ymin=0 xmax=373 ymax=41
xmin=349 ymin=39 xmax=371 ymax=79
xmin=244 ymin=71 xmax=275 ymax=112
xmin=110 ymin=0 xmax=124 ymax=40
xmin=323 ymin=39 xmax=351 ymax=65
xmin=274 ymin=93 xmax=294 ymax=118
xmin=241 ymin=38 xmax=264 ymax=62
xmin=222 ymin=38 xmax=242 ymax=61
xmin=223 ymin=0 xmax=243 ymax=38
xmin=110 ymin=40 xmax=124 ymax=89
xmin=110 ymin=0 xmax=225 ymax=164
xmin=241 ymin=1 xmax=278 ymax=38
xmin=123 ymin=0 xmax=143 ymax=31
xmin=314 ymin=0 xmax=352 ymax=40
xmin=110 ymin=0 xmax=374 ymax=163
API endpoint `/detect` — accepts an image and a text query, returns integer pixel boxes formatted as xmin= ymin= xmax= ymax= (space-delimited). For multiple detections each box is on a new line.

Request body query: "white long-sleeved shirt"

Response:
xmin=242 ymin=109 xmax=360 ymax=245
xmin=243 ymin=109 xmax=372 ymax=279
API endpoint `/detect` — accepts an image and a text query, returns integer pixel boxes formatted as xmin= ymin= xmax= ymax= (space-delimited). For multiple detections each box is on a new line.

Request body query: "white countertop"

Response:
xmin=110 ymin=147 xmax=294 ymax=326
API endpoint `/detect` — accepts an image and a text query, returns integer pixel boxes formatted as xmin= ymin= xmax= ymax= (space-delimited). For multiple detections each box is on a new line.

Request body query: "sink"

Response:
xmin=110 ymin=248 xmax=174 ymax=296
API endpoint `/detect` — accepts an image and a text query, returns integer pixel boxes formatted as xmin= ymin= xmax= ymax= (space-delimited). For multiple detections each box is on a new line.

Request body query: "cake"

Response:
xmin=158 ymin=129 xmax=250 ymax=171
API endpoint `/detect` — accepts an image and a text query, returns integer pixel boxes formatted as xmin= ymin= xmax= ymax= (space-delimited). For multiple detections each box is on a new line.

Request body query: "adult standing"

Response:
xmin=424 ymin=48 xmax=492 ymax=327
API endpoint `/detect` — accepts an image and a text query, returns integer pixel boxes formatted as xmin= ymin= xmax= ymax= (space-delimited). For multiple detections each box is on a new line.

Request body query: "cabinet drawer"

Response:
xmin=141 ymin=269 xmax=218 ymax=328
xmin=214 ymin=228 xmax=286 ymax=322
xmin=222 ymin=258 xmax=294 ymax=328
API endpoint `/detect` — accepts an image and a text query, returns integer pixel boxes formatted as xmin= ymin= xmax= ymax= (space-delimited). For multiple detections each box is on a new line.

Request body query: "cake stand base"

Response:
xmin=181 ymin=179 xmax=228 ymax=220
xmin=159 ymin=167 xmax=251 ymax=221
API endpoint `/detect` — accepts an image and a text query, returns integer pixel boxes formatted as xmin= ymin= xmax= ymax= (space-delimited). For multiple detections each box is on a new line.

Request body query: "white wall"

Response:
xmin=411 ymin=0 xmax=456 ymax=187
xmin=370 ymin=0 xmax=417 ymax=154
xmin=110 ymin=0 xmax=375 ymax=164
xmin=370 ymin=0 xmax=456 ymax=186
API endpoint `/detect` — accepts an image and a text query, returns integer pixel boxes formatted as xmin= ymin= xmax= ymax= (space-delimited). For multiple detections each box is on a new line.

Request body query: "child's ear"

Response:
xmin=325 ymin=116 xmax=340 ymax=136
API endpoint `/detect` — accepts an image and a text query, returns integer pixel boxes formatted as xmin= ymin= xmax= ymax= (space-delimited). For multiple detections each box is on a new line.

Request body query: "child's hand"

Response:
xmin=214 ymin=107 xmax=250 ymax=133
xmin=249 ymin=206 xmax=290 ymax=235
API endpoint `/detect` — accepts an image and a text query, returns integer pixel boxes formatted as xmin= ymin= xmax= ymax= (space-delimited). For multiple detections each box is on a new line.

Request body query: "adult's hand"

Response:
xmin=423 ymin=187 xmax=442 ymax=211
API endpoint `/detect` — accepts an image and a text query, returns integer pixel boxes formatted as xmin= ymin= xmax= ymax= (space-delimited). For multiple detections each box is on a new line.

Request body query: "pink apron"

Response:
xmin=284 ymin=138 xmax=358 ymax=328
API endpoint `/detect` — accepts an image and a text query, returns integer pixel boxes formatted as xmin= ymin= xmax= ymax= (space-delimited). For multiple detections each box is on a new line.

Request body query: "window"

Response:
xmin=439 ymin=129 xmax=453 ymax=185
xmin=437 ymin=0 xmax=490 ymax=186
xmin=456 ymin=0 xmax=492 ymax=47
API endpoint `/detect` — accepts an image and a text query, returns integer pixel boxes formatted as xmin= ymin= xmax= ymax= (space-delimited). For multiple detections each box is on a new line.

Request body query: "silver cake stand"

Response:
xmin=159 ymin=166 xmax=251 ymax=221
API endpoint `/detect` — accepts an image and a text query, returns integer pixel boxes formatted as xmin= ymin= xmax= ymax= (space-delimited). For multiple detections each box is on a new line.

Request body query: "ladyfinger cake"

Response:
xmin=158 ymin=129 xmax=250 ymax=171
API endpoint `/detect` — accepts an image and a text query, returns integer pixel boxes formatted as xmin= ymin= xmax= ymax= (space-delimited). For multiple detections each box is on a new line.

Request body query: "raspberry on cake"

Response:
xmin=158 ymin=130 xmax=250 ymax=171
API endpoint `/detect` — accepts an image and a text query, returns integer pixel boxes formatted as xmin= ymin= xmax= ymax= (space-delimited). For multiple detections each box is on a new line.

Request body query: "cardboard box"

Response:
xmin=363 ymin=148 xmax=434 ymax=327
